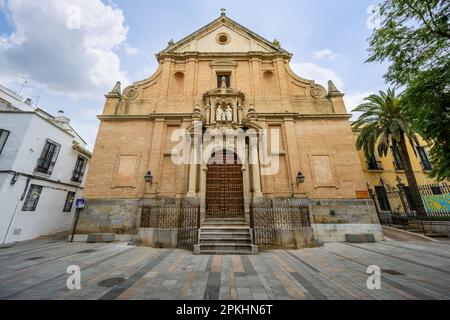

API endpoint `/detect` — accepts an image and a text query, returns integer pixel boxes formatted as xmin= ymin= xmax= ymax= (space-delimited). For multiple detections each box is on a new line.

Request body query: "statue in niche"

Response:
xmin=216 ymin=105 xmax=225 ymax=122
xmin=225 ymin=104 xmax=233 ymax=122
xmin=221 ymin=76 xmax=227 ymax=89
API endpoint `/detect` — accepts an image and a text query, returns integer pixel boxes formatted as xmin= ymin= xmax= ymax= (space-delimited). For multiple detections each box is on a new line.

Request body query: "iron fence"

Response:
xmin=374 ymin=182 xmax=450 ymax=217
xmin=177 ymin=198 xmax=201 ymax=250
xmin=140 ymin=198 xmax=200 ymax=249
xmin=372 ymin=182 xmax=450 ymax=235
xmin=250 ymin=197 xmax=311 ymax=246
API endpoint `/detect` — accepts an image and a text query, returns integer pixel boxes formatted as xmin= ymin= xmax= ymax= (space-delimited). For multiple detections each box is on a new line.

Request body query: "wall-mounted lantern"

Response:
xmin=296 ymin=171 xmax=305 ymax=184
xmin=144 ymin=170 xmax=153 ymax=185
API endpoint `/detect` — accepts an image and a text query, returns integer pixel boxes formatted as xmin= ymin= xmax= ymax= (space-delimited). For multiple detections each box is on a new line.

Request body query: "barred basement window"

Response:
xmin=71 ymin=156 xmax=87 ymax=183
xmin=22 ymin=184 xmax=43 ymax=212
xmin=63 ymin=191 xmax=76 ymax=212
xmin=36 ymin=139 xmax=61 ymax=175
xmin=0 ymin=129 xmax=10 ymax=155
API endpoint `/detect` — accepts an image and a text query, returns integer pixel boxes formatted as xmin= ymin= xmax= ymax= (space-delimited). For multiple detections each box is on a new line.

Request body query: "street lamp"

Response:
xmin=296 ymin=171 xmax=305 ymax=184
xmin=144 ymin=170 xmax=153 ymax=185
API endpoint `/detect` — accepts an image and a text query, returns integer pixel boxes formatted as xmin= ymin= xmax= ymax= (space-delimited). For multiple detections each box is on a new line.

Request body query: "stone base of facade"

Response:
xmin=68 ymin=233 xmax=135 ymax=242
xmin=75 ymin=197 xmax=382 ymax=248
xmin=312 ymin=224 xmax=382 ymax=242
xmin=137 ymin=228 xmax=178 ymax=248
xmin=75 ymin=199 xmax=140 ymax=235
xmin=309 ymin=199 xmax=382 ymax=243
xmin=257 ymin=227 xmax=318 ymax=250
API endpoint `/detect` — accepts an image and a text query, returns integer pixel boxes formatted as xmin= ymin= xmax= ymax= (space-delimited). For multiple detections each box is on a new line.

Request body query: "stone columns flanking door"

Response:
xmin=186 ymin=143 xmax=197 ymax=198
xmin=242 ymin=145 xmax=251 ymax=224
xmin=249 ymin=136 xmax=263 ymax=198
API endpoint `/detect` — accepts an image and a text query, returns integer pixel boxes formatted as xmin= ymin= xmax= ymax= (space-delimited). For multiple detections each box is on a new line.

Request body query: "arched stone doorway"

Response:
xmin=206 ymin=150 xmax=244 ymax=216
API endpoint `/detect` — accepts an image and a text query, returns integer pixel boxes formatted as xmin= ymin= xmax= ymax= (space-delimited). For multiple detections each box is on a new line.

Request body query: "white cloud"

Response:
xmin=0 ymin=0 xmax=130 ymax=97
xmin=344 ymin=91 xmax=373 ymax=119
xmin=312 ymin=48 xmax=338 ymax=60
xmin=290 ymin=62 xmax=345 ymax=90
xmin=123 ymin=43 xmax=138 ymax=55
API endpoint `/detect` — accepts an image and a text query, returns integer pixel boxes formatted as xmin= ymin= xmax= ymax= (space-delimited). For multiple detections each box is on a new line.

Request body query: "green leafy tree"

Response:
xmin=352 ymin=89 xmax=426 ymax=215
xmin=366 ymin=0 xmax=450 ymax=180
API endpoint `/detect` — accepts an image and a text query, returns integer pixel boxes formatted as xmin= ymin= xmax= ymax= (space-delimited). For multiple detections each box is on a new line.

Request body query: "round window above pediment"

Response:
xmin=216 ymin=33 xmax=230 ymax=45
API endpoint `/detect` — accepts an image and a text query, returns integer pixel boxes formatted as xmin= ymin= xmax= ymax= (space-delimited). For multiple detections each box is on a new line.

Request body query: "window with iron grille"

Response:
xmin=0 ymin=129 xmax=10 ymax=155
xmin=140 ymin=207 xmax=151 ymax=227
xmin=22 ymin=184 xmax=43 ymax=211
xmin=36 ymin=139 xmax=61 ymax=175
xmin=71 ymin=156 xmax=87 ymax=183
xmin=63 ymin=191 xmax=76 ymax=212
xmin=416 ymin=146 xmax=432 ymax=171
xmin=390 ymin=145 xmax=404 ymax=170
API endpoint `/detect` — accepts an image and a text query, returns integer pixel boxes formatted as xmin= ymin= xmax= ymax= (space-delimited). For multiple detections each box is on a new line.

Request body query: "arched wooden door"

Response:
xmin=206 ymin=151 xmax=244 ymax=216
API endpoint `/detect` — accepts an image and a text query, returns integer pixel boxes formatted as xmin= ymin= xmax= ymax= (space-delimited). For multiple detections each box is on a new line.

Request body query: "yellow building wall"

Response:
xmin=354 ymin=133 xmax=436 ymax=190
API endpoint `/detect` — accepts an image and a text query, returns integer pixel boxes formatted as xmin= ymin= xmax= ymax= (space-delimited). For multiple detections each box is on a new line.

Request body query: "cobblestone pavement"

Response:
xmin=0 ymin=238 xmax=449 ymax=300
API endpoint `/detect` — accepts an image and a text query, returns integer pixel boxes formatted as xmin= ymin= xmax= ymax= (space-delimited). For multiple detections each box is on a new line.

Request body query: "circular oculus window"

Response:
xmin=216 ymin=33 xmax=230 ymax=45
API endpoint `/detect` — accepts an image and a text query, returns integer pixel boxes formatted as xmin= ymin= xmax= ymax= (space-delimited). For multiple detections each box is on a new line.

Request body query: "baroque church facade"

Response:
xmin=76 ymin=12 xmax=382 ymax=252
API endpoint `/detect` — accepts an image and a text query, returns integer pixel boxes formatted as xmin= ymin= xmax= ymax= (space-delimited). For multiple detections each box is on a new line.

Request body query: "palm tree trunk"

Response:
xmin=398 ymin=135 xmax=426 ymax=216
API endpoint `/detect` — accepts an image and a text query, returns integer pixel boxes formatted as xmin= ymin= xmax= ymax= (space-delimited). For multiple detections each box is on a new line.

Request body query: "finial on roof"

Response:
xmin=105 ymin=81 xmax=121 ymax=98
xmin=327 ymin=80 xmax=344 ymax=97
xmin=221 ymin=8 xmax=226 ymax=17
xmin=168 ymin=39 xmax=174 ymax=47
xmin=272 ymin=39 xmax=280 ymax=49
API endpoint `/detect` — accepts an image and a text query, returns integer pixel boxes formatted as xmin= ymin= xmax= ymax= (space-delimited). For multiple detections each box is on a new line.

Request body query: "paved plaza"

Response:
xmin=0 ymin=236 xmax=449 ymax=300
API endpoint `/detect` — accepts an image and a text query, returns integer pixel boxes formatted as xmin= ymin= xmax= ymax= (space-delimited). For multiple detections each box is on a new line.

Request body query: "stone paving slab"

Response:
xmin=0 ymin=239 xmax=449 ymax=300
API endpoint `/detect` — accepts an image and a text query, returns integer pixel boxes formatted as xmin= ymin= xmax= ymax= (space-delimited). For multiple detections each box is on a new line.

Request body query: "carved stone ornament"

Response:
xmin=122 ymin=85 xmax=139 ymax=100
xmin=311 ymin=85 xmax=326 ymax=99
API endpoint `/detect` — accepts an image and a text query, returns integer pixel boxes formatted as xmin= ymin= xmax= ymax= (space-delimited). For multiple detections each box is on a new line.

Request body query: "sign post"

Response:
xmin=70 ymin=199 xmax=85 ymax=242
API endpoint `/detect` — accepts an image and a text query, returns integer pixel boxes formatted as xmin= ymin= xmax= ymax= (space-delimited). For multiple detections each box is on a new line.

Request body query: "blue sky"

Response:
xmin=0 ymin=0 xmax=386 ymax=149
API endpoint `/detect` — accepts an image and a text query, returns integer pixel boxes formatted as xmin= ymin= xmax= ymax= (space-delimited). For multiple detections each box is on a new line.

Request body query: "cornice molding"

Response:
xmin=98 ymin=112 xmax=352 ymax=121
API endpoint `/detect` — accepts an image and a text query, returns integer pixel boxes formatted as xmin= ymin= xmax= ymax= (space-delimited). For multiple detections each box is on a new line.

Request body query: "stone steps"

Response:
xmin=200 ymin=238 xmax=252 ymax=244
xmin=195 ymin=215 xmax=257 ymax=255
xmin=200 ymin=234 xmax=251 ymax=241
xmin=198 ymin=243 xmax=254 ymax=253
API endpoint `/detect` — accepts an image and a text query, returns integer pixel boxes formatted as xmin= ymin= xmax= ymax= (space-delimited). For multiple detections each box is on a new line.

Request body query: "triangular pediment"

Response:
xmin=158 ymin=14 xmax=290 ymax=56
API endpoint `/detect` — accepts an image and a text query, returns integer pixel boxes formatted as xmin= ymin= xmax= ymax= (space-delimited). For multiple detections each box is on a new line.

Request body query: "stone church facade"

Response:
xmin=77 ymin=12 xmax=382 ymax=252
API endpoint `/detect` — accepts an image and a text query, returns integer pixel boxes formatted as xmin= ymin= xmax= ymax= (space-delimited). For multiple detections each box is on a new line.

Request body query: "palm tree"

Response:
xmin=352 ymin=88 xmax=426 ymax=215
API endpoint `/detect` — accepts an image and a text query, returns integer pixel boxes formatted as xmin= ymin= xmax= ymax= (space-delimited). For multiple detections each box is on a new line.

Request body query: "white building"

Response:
xmin=0 ymin=84 xmax=91 ymax=244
